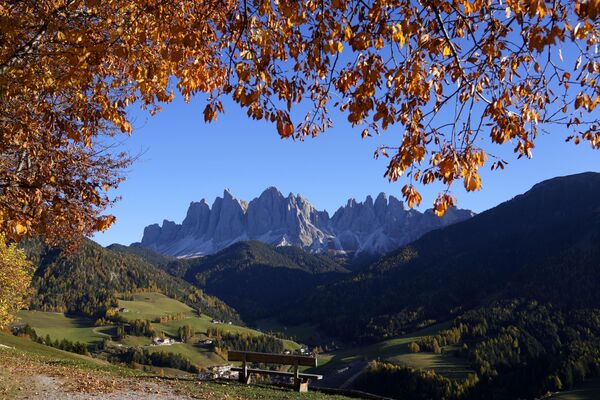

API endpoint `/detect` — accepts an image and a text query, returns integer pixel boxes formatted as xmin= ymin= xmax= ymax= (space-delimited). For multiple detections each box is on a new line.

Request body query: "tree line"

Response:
xmin=207 ymin=328 xmax=285 ymax=354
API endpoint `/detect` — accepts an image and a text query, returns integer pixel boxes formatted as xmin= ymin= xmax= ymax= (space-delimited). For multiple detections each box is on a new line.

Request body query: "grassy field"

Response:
xmin=550 ymin=379 xmax=600 ymax=399
xmin=155 ymin=315 xmax=300 ymax=351
xmin=145 ymin=341 xmax=227 ymax=368
xmin=15 ymin=310 xmax=111 ymax=345
xmin=385 ymin=348 xmax=473 ymax=380
xmin=16 ymin=294 xmax=472 ymax=386
xmin=118 ymin=292 xmax=194 ymax=321
xmin=15 ymin=293 xmax=301 ymax=371
xmin=314 ymin=321 xmax=474 ymax=380
xmin=317 ymin=322 xmax=452 ymax=367
xmin=0 ymin=331 xmax=141 ymax=375
xmin=119 ymin=293 xmax=301 ymax=353
xmin=0 ymin=332 xmax=352 ymax=400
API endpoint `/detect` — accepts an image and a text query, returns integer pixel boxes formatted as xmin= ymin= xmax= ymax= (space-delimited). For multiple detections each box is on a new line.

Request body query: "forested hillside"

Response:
xmin=289 ymin=173 xmax=600 ymax=342
xmin=353 ymin=300 xmax=600 ymax=400
xmin=25 ymin=239 xmax=241 ymax=324
xmin=179 ymin=241 xmax=349 ymax=321
xmin=281 ymin=172 xmax=600 ymax=400
xmin=107 ymin=243 xmax=175 ymax=268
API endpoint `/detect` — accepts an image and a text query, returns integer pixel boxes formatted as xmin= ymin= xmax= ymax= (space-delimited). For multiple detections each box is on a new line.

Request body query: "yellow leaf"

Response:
xmin=434 ymin=203 xmax=447 ymax=217
xmin=15 ymin=223 xmax=27 ymax=236
xmin=95 ymin=216 xmax=116 ymax=232
xmin=463 ymin=171 xmax=482 ymax=191
xmin=443 ymin=45 xmax=452 ymax=57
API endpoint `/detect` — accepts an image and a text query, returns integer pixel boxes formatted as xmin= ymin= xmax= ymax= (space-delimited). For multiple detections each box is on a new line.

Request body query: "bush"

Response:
xmin=408 ymin=341 xmax=420 ymax=353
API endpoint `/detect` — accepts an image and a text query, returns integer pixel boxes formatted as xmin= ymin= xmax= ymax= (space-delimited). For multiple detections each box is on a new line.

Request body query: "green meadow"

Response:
xmin=117 ymin=292 xmax=194 ymax=321
xmin=550 ymin=379 xmax=600 ymax=400
xmin=15 ymin=310 xmax=111 ymax=345
xmin=118 ymin=293 xmax=301 ymax=352
xmin=15 ymin=293 xmax=473 ymax=385
xmin=16 ymin=293 xmax=300 ymax=370
xmin=145 ymin=342 xmax=226 ymax=368
xmin=314 ymin=321 xmax=474 ymax=380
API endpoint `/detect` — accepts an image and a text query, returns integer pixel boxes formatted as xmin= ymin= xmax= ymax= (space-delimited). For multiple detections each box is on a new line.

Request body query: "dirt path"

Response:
xmin=15 ymin=374 xmax=194 ymax=400
xmin=0 ymin=348 xmax=196 ymax=400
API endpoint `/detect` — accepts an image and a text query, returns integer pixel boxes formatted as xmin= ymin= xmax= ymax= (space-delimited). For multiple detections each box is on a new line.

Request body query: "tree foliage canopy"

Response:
xmin=1 ymin=0 xmax=598 ymax=243
xmin=218 ymin=0 xmax=599 ymax=215
xmin=0 ymin=233 xmax=33 ymax=328
xmin=0 ymin=0 xmax=233 ymax=243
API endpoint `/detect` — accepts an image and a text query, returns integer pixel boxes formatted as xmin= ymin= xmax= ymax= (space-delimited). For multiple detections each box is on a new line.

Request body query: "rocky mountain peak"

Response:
xmin=139 ymin=188 xmax=474 ymax=257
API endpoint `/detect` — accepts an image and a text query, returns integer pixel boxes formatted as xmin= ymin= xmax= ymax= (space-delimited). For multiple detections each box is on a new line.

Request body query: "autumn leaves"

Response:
xmin=219 ymin=0 xmax=597 ymax=216
xmin=1 ymin=0 xmax=598 ymax=245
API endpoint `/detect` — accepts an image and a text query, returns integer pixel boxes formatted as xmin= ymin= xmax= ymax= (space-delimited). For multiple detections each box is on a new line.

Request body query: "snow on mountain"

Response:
xmin=138 ymin=187 xmax=474 ymax=257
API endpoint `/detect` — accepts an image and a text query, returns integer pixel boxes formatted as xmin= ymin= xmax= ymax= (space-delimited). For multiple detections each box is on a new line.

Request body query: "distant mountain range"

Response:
xmin=138 ymin=187 xmax=474 ymax=257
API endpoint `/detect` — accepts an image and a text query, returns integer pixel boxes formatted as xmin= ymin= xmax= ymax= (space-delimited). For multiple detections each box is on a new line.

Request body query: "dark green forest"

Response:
xmin=289 ymin=173 xmax=600 ymax=342
xmin=207 ymin=327 xmax=285 ymax=354
xmin=355 ymin=300 xmax=600 ymax=400
xmin=171 ymin=241 xmax=348 ymax=321
xmin=25 ymin=239 xmax=241 ymax=324
xmin=111 ymin=240 xmax=350 ymax=322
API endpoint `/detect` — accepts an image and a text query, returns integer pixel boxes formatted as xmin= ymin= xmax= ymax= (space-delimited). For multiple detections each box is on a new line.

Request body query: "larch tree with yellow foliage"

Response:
xmin=0 ymin=234 xmax=33 ymax=328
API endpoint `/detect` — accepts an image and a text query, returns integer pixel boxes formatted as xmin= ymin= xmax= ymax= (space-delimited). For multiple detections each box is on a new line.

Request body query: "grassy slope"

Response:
xmin=119 ymin=293 xmax=300 ymax=351
xmin=315 ymin=322 xmax=473 ymax=380
xmin=17 ymin=296 xmax=470 ymax=383
xmin=118 ymin=292 xmax=194 ymax=320
xmin=0 ymin=331 xmax=142 ymax=376
xmin=16 ymin=310 xmax=111 ymax=345
xmin=0 ymin=332 xmax=351 ymax=400
xmin=145 ymin=342 xmax=225 ymax=368
xmin=550 ymin=379 xmax=600 ymax=400
xmin=17 ymin=293 xmax=301 ymax=371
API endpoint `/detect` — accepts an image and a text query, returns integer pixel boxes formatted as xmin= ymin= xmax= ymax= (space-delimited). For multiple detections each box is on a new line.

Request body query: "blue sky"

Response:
xmin=94 ymin=94 xmax=599 ymax=246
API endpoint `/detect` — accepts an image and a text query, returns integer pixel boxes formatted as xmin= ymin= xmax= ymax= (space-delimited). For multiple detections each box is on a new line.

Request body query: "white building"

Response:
xmin=152 ymin=337 xmax=175 ymax=346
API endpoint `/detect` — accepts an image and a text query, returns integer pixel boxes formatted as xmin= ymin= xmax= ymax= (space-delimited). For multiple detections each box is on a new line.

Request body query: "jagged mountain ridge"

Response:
xmin=139 ymin=187 xmax=474 ymax=257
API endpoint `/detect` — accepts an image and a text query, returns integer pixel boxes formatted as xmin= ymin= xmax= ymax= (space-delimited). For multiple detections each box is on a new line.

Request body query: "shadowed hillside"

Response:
xmin=291 ymin=172 xmax=600 ymax=341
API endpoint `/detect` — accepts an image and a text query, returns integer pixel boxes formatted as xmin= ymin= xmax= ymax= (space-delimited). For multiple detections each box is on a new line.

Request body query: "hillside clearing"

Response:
xmin=118 ymin=293 xmax=194 ymax=321
xmin=15 ymin=311 xmax=111 ymax=345
xmin=314 ymin=321 xmax=474 ymax=383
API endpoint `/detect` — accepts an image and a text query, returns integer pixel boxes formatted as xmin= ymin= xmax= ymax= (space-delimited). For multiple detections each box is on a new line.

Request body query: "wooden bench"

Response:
xmin=227 ymin=350 xmax=323 ymax=392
